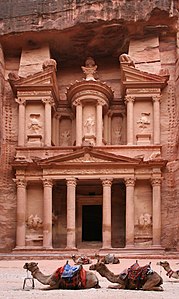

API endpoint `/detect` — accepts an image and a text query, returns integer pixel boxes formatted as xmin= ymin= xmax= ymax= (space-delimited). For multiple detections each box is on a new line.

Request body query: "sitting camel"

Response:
xmin=71 ymin=254 xmax=92 ymax=265
xmin=157 ymin=261 xmax=179 ymax=279
xmin=95 ymin=253 xmax=120 ymax=264
xmin=23 ymin=261 xmax=100 ymax=289
xmin=89 ymin=260 xmax=163 ymax=291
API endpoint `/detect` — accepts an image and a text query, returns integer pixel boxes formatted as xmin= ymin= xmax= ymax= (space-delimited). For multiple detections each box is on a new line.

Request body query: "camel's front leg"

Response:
xmin=108 ymin=284 xmax=125 ymax=289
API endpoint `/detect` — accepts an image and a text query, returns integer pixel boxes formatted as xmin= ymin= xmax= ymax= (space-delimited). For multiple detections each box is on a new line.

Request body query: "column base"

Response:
xmin=65 ymin=247 xmax=78 ymax=252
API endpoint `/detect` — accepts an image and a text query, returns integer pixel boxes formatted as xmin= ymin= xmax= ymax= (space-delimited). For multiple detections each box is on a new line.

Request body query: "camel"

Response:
xmin=95 ymin=253 xmax=120 ymax=264
xmin=157 ymin=261 xmax=179 ymax=279
xmin=23 ymin=262 xmax=100 ymax=289
xmin=71 ymin=254 xmax=92 ymax=265
xmin=89 ymin=261 xmax=163 ymax=291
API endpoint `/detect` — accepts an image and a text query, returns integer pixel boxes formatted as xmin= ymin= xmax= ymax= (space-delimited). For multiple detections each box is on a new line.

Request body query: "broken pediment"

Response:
xmin=120 ymin=62 xmax=169 ymax=93
xmin=38 ymin=147 xmax=141 ymax=166
xmin=8 ymin=59 xmax=59 ymax=101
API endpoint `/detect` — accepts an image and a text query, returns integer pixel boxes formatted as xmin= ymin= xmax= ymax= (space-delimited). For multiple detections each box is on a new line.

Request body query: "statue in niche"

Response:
xmin=138 ymin=213 xmax=152 ymax=229
xmin=61 ymin=130 xmax=71 ymax=146
xmin=113 ymin=126 xmax=122 ymax=144
xmin=81 ymin=57 xmax=97 ymax=81
xmin=137 ymin=112 xmax=150 ymax=130
xmin=26 ymin=214 xmax=43 ymax=231
xmin=28 ymin=114 xmax=42 ymax=134
xmin=84 ymin=115 xmax=95 ymax=135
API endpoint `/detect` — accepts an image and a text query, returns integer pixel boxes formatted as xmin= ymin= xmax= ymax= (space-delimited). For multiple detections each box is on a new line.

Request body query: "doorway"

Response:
xmin=82 ymin=205 xmax=102 ymax=241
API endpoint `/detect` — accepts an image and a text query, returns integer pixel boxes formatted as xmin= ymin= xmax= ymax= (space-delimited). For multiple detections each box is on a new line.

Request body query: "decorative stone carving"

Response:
xmin=84 ymin=115 xmax=95 ymax=135
xmin=28 ymin=114 xmax=42 ymax=134
xmin=113 ymin=126 xmax=122 ymax=144
xmin=138 ymin=213 xmax=152 ymax=228
xmin=81 ymin=57 xmax=97 ymax=81
xmin=119 ymin=54 xmax=135 ymax=67
xmin=26 ymin=214 xmax=43 ymax=230
xmin=137 ymin=112 xmax=150 ymax=130
xmin=42 ymin=59 xmax=57 ymax=71
xmin=61 ymin=130 xmax=71 ymax=146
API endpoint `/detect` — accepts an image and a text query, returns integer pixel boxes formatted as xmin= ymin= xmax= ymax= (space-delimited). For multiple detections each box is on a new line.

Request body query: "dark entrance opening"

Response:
xmin=82 ymin=205 xmax=102 ymax=241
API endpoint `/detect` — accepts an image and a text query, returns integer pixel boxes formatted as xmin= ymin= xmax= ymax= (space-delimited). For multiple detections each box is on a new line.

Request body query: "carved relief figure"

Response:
xmin=81 ymin=57 xmax=97 ymax=81
xmin=84 ymin=115 xmax=95 ymax=135
xmin=137 ymin=112 xmax=150 ymax=130
xmin=138 ymin=213 xmax=152 ymax=228
xmin=28 ymin=114 xmax=42 ymax=134
xmin=26 ymin=214 xmax=43 ymax=231
xmin=61 ymin=130 xmax=71 ymax=146
xmin=113 ymin=127 xmax=122 ymax=144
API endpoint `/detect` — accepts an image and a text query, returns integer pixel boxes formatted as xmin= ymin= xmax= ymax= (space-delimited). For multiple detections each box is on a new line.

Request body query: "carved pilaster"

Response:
xmin=152 ymin=95 xmax=161 ymax=145
xmin=125 ymin=96 xmax=135 ymax=145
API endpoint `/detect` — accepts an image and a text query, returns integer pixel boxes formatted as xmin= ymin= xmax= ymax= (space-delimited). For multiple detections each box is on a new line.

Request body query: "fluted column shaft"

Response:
xmin=153 ymin=95 xmax=161 ymax=144
xmin=102 ymin=179 xmax=112 ymax=248
xmin=43 ymin=179 xmax=53 ymax=248
xmin=96 ymin=100 xmax=103 ymax=146
xmin=108 ymin=111 xmax=112 ymax=144
xmin=14 ymin=178 xmax=27 ymax=247
xmin=151 ymin=178 xmax=162 ymax=246
xmin=75 ymin=100 xmax=83 ymax=146
xmin=125 ymin=96 xmax=135 ymax=145
xmin=125 ymin=178 xmax=135 ymax=247
xmin=42 ymin=98 xmax=53 ymax=146
xmin=66 ymin=178 xmax=77 ymax=249
xmin=16 ymin=98 xmax=26 ymax=146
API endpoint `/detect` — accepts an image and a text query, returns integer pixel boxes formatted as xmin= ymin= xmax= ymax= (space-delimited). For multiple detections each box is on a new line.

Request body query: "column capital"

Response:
xmin=101 ymin=178 xmax=113 ymax=187
xmin=125 ymin=95 xmax=135 ymax=103
xmin=151 ymin=177 xmax=162 ymax=186
xmin=152 ymin=95 xmax=161 ymax=102
xmin=15 ymin=98 xmax=26 ymax=105
xmin=13 ymin=178 xmax=27 ymax=187
xmin=66 ymin=178 xmax=77 ymax=187
xmin=42 ymin=97 xmax=54 ymax=106
xmin=42 ymin=178 xmax=53 ymax=187
xmin=97 ymin=99 xmax=105 ymax=106
xmin=73 ymin=99 xmax=82 ymax=106
xmin=124 ymin=177 xmax=136 ymax=187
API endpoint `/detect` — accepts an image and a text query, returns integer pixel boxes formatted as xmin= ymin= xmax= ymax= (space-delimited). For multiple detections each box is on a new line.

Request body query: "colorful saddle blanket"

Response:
xmin=51 ymin=262 xmax=86 ymax=289
xmin=128 ymin=261 xmax=153 ymax=282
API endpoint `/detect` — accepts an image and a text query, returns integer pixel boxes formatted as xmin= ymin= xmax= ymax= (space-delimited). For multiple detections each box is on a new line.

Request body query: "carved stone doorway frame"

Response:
xmin=76 ymin=195 xmax=102 ymax=248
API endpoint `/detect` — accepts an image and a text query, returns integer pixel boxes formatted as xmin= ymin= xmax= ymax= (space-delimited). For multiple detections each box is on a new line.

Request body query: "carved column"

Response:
xmin=15 ymin=98 xmax=26 ymax=146
xmin=42 ymin=98 xmax=54 ymax=146
xmin=14 ymin=178 xmax=27 ymax=247
xmin=102 ymin=178 xmax=113 ymax=248
xmin=153 ymin=95 xmax=161 ymax=144
xmin=55 ymin=114 xmax=60 ymax=146
xmin=43 ymin=178 xmax=53 ymax=248
xmin=151 ymin=178 xmax=162 ymax=246
xmin=125 ymin=177 xmax=135 ymax=247
xmin=125 ymin=96 xmax=135 ymax=145
xmin=96 ymin=99 xmax=104 ymax=146
xmin=108 ymin=111 xmax=112 ymax=144
xmin=74 ymin=100 xmax=83 ymax=146
xmin=103 ymin=113 xmax=108 ymax=143
xmin=66 ymin=178 xmax=77 ymax=249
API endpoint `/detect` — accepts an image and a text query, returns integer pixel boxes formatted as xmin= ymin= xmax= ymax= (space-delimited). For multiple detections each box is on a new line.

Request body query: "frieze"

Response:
xmin=43 ymin=168 xmax=133 ymax=176
xmin=127 ymin=89 xmax=160 ymax=94
xmin=17 ymin=91 xmax=52 ymax=97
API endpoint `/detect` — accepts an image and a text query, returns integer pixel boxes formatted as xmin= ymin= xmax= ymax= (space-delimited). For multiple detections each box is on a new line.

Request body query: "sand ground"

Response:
xmin=0 ymin=258 xmax=179 ymax=299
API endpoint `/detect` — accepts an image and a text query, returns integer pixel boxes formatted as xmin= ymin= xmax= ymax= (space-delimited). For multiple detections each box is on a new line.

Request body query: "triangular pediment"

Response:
xmin=121 ymin=64 xmax=168 ymax=89
xmin=8 ymin=66 xmax=59 ymax=100
xmin=38 ymin=147 xmax=141 ymax=166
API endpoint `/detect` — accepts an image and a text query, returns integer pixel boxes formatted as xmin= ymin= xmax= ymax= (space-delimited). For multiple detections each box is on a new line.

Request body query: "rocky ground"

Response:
xmin=0 ymin=258 xmax=179 ymax=299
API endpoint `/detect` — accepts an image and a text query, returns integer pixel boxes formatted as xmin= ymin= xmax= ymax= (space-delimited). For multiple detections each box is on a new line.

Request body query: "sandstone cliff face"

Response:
xmin=0 ymin=0 xmax=179 ymax=252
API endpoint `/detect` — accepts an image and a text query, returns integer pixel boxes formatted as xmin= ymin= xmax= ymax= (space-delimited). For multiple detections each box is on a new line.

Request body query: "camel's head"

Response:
xmin=156 ymin=261 xmax=169 ymax=267
xmin=23 ymin=262 xmax=38 ymax=271
xmin=89 ymin=261 xmax=105 ymax=271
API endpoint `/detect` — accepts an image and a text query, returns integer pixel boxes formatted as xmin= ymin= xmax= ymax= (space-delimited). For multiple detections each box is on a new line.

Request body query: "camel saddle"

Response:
xmin=51 ymin=262 xmax=86 ymax=289
xmin=127 ymin=261 xmax=153 ymax=289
